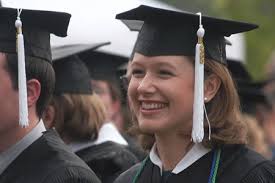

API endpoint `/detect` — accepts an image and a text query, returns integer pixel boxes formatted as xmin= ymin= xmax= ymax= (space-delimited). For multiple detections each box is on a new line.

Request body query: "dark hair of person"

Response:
xmin=3 ymin=53 xmax=55 ymax=118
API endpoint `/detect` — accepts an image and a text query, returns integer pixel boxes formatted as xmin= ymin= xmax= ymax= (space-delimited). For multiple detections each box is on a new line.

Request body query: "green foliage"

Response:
xmin=161 ymin=0 xmax=275 ymax=79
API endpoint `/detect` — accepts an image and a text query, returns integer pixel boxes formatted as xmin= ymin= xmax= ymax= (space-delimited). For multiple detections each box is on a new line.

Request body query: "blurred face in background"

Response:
xmin=91 ymin=79 xmax=122 ymax=128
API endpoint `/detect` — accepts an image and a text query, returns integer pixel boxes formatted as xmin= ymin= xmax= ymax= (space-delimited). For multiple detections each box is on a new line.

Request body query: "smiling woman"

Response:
xmin=128 ymin=54 xmax=195 ymax=136
xmin=114 ymin=5 xmax=275 ymax=183
xmin=128 ymin=54 xmax=246 ymax=150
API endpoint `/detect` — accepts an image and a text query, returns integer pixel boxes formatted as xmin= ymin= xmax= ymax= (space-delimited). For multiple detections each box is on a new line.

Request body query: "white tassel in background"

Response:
xmin=15 ymin=9 xmax=29 ymax=128
xmin=192 ymin=12 xmax=205 ymax=143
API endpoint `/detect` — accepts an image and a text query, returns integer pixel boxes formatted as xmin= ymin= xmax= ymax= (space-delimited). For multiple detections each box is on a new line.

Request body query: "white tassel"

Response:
xmin=192 ymin=13 xmax=205 ymax=143
xmin=15 ymin=9 xmax=29 ymax=128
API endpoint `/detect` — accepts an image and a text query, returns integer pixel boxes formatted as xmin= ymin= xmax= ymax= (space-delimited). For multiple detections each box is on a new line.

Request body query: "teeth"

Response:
xmin=141 ymin=102 xmax=166 ymax=110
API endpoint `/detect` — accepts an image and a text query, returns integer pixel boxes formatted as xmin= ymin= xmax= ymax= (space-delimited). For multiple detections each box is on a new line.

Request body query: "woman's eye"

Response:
xmin=159 ymin=70 xmax=173 ymax=76
xmin=131 ymin=69 xmax=144 ymax=77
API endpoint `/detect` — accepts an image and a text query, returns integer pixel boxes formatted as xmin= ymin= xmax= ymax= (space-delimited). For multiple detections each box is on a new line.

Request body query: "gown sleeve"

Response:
xmin=41 ymin=165 xmax=101 ymax=183
xmin=114 ymin=163 xmax=141 ymax=183
xmin=241 ymin=160 xmax=275 ymax=183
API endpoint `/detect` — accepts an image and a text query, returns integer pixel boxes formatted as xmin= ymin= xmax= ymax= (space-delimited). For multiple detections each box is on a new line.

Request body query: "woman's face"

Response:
xmin=128 ymin=53 xmax=195 ymax=134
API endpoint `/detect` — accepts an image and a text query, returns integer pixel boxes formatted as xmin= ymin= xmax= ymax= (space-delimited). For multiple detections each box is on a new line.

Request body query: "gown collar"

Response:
xmin=0 ymin=120 xmax=46 ymax=174
xmin=149 ymin=143 xmax=211 ymax=175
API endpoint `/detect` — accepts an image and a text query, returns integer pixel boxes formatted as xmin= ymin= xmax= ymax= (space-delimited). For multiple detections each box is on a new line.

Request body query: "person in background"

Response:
xmin=80 ymin=47 xmax=146 ymax=160
xmin=262 ymin=50 xmax=275 ymax=159
xmin=243 ymin=114 xmax=272 ymax=158
xmin=0 ymin=7 xmax=100 ymax=183
xmin=114 ymin=5 xmax=275 ymax=183
xmin=43 ymin=44 xmax=138 ymax=183
xmin=226 ymin=50 xmax=272 ymax=158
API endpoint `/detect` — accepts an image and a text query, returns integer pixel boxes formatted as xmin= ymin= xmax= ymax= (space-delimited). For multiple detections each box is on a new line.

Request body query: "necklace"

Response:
xmin=132 ymin=149 xmax=221 ymax=183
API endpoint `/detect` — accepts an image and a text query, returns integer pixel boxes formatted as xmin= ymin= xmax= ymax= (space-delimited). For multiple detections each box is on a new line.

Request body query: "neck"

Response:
xmin=155 ymin=132 xmax=194 ymax=171
xmin=0 ymin=113 xmax=39 ymax=153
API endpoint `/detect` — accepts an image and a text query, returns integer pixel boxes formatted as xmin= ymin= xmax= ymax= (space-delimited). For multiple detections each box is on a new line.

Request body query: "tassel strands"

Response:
xmin=192 ymin=12 xmax=205 ymax=143
xmin=15 ymin=9 xmax=29 ymax=128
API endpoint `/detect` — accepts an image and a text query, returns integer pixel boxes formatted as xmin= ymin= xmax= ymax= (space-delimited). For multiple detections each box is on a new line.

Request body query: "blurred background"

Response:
xmin=160 ymin=0 xmax=275 ymax=80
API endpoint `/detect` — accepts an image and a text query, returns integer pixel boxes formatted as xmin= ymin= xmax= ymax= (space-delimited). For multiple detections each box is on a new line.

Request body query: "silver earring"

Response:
xmin=204 ymin=97 xmax=208 ymax=101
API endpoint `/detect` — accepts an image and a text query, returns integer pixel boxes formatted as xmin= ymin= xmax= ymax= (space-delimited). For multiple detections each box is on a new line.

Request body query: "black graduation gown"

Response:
xmin=0 ymin=130 xmax=101 ymax=183
xmin=122 ymin=133 xmax=147 ymax=161
xmin=76 ymin=141 xmax=139 ymax=183
xmin=114 ymin=144 xmax=275 ymax=183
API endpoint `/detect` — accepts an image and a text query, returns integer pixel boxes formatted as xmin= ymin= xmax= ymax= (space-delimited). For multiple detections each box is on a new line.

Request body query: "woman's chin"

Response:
xmin=138 ymin=124 xmax=165 ymax=134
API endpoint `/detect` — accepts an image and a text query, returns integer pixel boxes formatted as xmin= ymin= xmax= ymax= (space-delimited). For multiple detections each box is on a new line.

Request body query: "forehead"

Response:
xmin=91 ymin=79 xmax=109 ymax=88
xmin=131 ymin=53 xmax=193 ymax=67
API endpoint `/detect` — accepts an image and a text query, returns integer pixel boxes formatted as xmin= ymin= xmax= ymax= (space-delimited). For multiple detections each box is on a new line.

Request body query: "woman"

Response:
xmin=43 ymin=45 xmax=138 ymax=183
xmin=114 ymin=5 xmax=275 ymax=183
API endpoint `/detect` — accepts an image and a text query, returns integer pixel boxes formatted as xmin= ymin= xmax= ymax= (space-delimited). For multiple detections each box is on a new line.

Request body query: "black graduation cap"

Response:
xmin=79 ymin=50 xmax=129 ymax=82
xmin=237 ymin=80 xmax=269 ymax=114
xmin=0 ymin=7 xmax=71 ymax=62
xmin=52 ymin=43 xmax=109 ymax=95
xmin=227 ymin=60 xmax=269 ymax=114
xmin=227 ymin=60 xmax=251 ymax=81
xmin=115 ymin=5 xmax=258 ymax=64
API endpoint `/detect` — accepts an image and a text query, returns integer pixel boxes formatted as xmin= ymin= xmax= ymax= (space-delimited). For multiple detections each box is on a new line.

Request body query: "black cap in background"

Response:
xmin=52 ymin=43 xmax=110 ymax=95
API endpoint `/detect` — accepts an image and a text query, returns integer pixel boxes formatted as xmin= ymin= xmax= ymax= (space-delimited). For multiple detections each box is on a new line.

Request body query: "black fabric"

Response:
xmin=227 ymin=60 xmax=270 ymax=114
xmin=114 ymin=144 xmax=275 ymax=183
xmin=0 ymin=130 xmax=101 ymax=183
xmin=122 ymin=133 xmax=147 ymax=161
xmin=52 ymin=43 xmax=110 ymax=61
xmin=53 ymin=55 xmax=93 ymax=94
xmin=227 ymin=60 xmax=251 ymax=81
xmin=116 ymin=5 xmax=258 ymax=64
xmin=80 ymin=50 xmax=128 ymax=82
xmin=0 ymin=7 xmax=70 ymax=62
xmin=76 ymin=141 xmax=138 ymax=183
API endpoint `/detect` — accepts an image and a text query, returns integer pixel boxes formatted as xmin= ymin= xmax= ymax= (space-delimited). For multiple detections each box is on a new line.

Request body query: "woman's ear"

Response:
xmin=204 ymin=74 xmax=221 ymax=103
xmin=42 ymin=105 xmax=55 ymax=129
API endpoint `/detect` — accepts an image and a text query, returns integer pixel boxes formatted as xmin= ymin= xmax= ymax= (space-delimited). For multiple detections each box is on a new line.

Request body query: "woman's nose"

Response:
xmin=137 ymin=74 xmax=156 ymax=95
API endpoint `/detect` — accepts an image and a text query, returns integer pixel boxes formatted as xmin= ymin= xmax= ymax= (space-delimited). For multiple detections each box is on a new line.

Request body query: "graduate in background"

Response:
xmin=262 ymin=50 xmax=275 ymax=159
xmin=43 ymin=44 xmax=138 ymax=183
xmin=0 ymin=7 xmax=100 ymax=183
xmin=114 ymin=5 xmax=275 ymax=183
xmin=80 ymin=47 xmax=147 ymax=161
xmin=225 ymin=40 xmax=272 ymax=159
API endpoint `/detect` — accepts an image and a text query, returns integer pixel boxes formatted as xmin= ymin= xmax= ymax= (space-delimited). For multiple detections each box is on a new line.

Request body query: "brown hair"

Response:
xmin=244 ymin=114 xmax=272 ymax=159
xmin=128 ymin=58 xmax=248 ymax=151
xmin=50 ymin=93 xmax=106 ymax=142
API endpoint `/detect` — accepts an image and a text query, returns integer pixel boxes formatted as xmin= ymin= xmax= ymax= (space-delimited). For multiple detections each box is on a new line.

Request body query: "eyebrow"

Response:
xmin=156 ymin=62 xmax=177 ymax=69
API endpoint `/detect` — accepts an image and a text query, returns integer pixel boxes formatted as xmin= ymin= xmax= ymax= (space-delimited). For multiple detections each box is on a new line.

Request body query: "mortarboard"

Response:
xmin=227 ymin=60 xmax=251 ymax=81
xmin=0 ymin=7 xmax=70 ymax=127
xmin=79 ymin=50 xmax=129 ymax=82
xmin=227 ymin=60 xmax=269 ymax=114
xmin=116 ymin=5 xmax=258 ymax=64
xmin=52 ymin=43 xmax=110 ymax=95
xmin=116 ymin=5 xmax=258 ymax=143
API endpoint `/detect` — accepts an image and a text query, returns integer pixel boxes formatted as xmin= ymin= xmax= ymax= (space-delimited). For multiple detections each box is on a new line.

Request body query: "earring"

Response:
xmin=204 ymin=97 xmax=208 ymax=101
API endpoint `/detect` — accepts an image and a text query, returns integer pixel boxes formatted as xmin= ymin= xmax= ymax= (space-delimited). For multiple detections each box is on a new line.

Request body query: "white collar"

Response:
xmin=0 ymin=120 xmax=46 ymax=174
xmin=149 ymin=143 xmax=211 ymax=175
xmin=70 ymin=122 xmax=128 ymax=152
xmin=95 ymin=122 xmax=128 ymax=145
